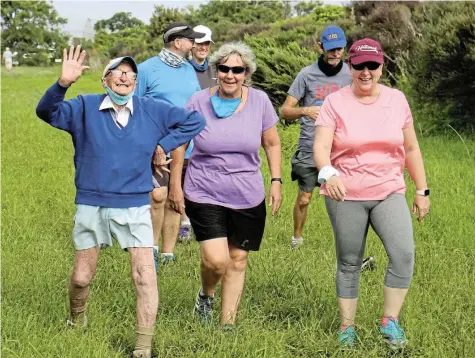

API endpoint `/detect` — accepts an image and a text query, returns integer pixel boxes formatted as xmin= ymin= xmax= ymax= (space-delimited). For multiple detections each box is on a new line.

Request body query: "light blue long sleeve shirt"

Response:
xmin=137 ymin=56 xmax=201 ymax=159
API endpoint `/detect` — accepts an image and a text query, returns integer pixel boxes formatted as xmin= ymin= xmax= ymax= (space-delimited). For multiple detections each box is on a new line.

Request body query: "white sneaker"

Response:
xmin=291 ymin=236 xmax=304 ymax=248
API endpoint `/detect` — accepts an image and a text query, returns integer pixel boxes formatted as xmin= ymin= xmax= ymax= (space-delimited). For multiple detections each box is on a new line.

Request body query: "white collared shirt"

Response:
xmin=99 ymin=95 xmax=134 ymax=129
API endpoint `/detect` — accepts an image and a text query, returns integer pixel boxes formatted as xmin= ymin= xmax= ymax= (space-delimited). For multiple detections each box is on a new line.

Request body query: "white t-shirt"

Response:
xmin=3 ymin=51 xmax=13 ymax=61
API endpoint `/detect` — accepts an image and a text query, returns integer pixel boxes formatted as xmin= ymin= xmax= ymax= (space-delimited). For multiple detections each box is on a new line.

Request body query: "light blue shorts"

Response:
xmin=73 ymin=204 xmax=153 ymax=251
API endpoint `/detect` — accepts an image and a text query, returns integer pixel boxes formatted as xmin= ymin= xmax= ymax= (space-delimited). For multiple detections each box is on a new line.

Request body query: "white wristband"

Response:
xmin=317 ymin=165 xmax=339 ymax=184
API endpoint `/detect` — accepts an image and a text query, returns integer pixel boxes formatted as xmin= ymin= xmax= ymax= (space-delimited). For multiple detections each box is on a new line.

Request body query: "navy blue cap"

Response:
xmin=321 ymin=25 xmax=347 ymax=51
xmin=102 ymin=56 xmax=138 ymax=79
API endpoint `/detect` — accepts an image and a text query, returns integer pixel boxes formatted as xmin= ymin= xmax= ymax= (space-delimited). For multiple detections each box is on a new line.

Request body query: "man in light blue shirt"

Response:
xmin=136 ymin=22 xmax=204 ymax=268
xmin=3 ymin=47 xmax=13 ymax=72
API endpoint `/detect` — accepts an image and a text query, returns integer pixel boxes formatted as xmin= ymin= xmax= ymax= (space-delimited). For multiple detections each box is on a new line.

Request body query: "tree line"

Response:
xmin=1 ymin=1 xmax=474 ymax=134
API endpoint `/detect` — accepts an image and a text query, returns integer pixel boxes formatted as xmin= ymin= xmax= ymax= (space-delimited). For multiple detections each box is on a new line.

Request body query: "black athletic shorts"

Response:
xmin=184 ymin=199 xmax=266 ymax=251
xmin=290 ymin=150 xmax=320 ymax=193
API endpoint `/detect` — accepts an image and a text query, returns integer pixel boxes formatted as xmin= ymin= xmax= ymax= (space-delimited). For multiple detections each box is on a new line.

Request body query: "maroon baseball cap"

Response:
xmin=348 ymin=38 xmax=384 ymax=65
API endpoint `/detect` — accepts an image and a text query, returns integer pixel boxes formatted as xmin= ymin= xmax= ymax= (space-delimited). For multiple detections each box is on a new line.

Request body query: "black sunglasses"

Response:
xmin=351 ymin=62 xmax=381 ymax=71
xmin=217 ymin=64 xmax=247 ymax=75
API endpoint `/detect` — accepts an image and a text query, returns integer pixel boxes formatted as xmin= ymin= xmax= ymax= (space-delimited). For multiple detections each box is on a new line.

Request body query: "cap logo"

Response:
xmin=356 ymin=45 xmax=378 ymax=53
xmin=328 ymin=34 xmax=338 ymax=39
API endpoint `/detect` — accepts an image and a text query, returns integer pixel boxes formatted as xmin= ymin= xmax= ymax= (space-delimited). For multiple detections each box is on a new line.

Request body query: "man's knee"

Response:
xmin=202 ymin=254 xmax=228 ymax=274
xmin=70 ymin=272 xmax=93 ymax=289
xmin=150 ymin=188 xmax=167 ymax=208
xmin=132 ymin=264 xmax=156 ymax=288
xmin=296 ymin=191 xmax=312 ymax=207
xmin=228 ymin=252 xmax=248 ymax=272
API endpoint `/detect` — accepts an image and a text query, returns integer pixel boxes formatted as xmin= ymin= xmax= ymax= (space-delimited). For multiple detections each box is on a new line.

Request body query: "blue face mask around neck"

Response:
xmin=105 ymin=85 xmax=134 ymax=106
xmin=190 ymin=57 xmax=209 ymax=72
xmin=210 ymin=91 xmax=242 ymax=119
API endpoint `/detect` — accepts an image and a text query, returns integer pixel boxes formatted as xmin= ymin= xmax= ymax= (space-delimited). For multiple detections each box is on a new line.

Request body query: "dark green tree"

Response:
xmin=409 ymin=2 xmax=475 ymax=132
xmin=294 ymin=1 xmax=323 ymax=16
xmin=94 ymin=12 xmax=144 ymax=33
xmin=149 ymin=5 xmax=185 ymax=40
xmin=94 ymin=25 xmax=149 ymax=59
xmin=1 ymin=0 xmax=68 ymax=65
xmin=346 ymin=1 xmax=421 ymax=83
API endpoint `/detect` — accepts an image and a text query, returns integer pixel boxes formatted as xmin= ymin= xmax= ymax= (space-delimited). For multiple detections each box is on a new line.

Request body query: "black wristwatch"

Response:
xmin=271 ymin=178 xmax=283 ymax=184
xmin=416 ymin=189 xmax=430 ymax=196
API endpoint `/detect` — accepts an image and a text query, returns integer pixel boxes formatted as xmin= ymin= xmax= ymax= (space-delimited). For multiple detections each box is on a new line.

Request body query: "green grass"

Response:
xmin=2 ymin=67 xmax=475 ymax=358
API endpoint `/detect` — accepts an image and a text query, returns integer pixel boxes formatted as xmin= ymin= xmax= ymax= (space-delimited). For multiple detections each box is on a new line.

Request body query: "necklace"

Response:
xmin=350 ymin=83 xmax=381 ymax=104
xmin=218 ymin=87 xmax=243 ymax=100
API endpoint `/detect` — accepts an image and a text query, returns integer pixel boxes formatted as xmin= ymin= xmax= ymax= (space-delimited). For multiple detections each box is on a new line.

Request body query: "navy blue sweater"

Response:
xmin=36 ymin=81 xmax=205 ymax=208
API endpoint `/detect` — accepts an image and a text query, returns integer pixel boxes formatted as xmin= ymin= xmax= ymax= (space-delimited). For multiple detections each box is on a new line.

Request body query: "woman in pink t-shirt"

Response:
xmin=314 ymin=39 xmax=430 ymax=348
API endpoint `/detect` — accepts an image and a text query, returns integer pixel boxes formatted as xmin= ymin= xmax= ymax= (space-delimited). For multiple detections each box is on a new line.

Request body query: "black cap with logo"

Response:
xmin=163 ymin=22 xmax=205 ymax=43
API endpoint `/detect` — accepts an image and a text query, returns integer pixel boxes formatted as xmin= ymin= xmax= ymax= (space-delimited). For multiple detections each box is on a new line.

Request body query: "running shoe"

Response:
xmin=66 ymin=312 xmax=88 ymax=329
xmin=160 ymin=253 xmax=176 ymax=265
xmin=153 ymin=247 xmax=159 ymax=271
xmin=178 ymin=224 xmax=192 ymax=243
xmin=194 ymin=288 xmax=214 ymax=324
xmin=291 ymin=236 xmax=304 ymax=249
xmin=132 ymin=349 xmax=151 ymax=358
xmin=380 ymin=317 xmax=407 ymax=349
xmin=338 ymin=326 xmax=357 ymax=347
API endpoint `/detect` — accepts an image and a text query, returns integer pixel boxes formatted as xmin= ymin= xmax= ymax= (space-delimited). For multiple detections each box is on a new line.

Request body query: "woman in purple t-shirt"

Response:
xmin=184 ymin=42 xmax=282 ymax=329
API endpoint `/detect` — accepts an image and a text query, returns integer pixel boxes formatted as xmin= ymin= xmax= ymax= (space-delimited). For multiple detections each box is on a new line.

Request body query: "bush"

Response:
xmin=245 ymin=35 xmax=316 ymax=108
xmin=346 ymin=2 xmax=420 ymax=84
xmin=409 ymin=2 xmax=475 ymax=133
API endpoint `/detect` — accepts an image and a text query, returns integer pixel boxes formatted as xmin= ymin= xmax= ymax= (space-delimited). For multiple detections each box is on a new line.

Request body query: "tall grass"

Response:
xmin=2 ymin=67 xmax=475 ymax=357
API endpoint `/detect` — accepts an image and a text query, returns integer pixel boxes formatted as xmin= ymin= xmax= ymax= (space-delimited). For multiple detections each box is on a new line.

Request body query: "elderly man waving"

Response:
xmin=36 ymin=45 xmax=205 ymax=358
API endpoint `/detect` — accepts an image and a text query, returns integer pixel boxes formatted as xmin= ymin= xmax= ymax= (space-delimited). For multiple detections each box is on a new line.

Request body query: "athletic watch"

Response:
xmin=416 ymin=189 xmax=430 ymax=196
xmin=271 ymin=178 xmax=283 ymax=184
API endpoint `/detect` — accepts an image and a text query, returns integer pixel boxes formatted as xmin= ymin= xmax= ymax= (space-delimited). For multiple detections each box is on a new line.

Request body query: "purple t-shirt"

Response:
xmin=184 ymin=87 xmax=279 ymax=209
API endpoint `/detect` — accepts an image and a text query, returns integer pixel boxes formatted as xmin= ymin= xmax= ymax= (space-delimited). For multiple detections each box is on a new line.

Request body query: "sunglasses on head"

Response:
xmin=217 ymin=64 xmax=246 ymax=75
xmin=351 ymin=62 xmax=381 ymax=71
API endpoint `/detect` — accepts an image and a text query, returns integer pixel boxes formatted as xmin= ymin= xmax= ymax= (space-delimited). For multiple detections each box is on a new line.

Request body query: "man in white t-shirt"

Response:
xmin=3 ymin=47 xmax=13 ymax=71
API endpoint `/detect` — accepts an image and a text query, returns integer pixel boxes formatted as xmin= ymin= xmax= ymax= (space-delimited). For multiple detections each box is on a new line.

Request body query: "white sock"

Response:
xmin=181 ymin=219 xmax=191 ymax=226
xmin=153 ymin=245 xmax=159 ymax=251
xmin=292 ymin=236 xmax=303 ymax=241
xmin=161 ymin=252 xmax=174 ymax=257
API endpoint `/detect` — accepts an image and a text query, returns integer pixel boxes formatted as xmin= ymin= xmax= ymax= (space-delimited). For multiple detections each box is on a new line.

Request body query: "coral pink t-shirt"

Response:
xmin=315 ymin=85 xmax=413 ymax=200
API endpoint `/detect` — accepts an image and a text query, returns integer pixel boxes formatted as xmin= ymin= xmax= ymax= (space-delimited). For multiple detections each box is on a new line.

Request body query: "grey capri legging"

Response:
xmin=325 ymin=193 xmax=414 ymax=299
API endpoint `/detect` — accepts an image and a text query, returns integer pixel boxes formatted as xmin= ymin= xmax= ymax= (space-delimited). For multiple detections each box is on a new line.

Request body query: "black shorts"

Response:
xmin=290 ymin=150 xmax=320 ymax=193
xmin=184 ymin=199 xmax=267 ymax=251
xmin=152 ymin=159 xmax=189 ymax=188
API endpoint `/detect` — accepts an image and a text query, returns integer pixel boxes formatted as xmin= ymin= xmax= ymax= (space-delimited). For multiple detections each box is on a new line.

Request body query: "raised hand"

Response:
xmin=59 ymin=45 xmax=89 ymax=87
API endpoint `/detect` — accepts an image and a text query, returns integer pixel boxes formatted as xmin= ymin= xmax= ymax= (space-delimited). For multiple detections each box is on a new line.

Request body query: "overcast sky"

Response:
xmin=52 ymin=1 xmax=205 ymax=37
xmin=53 ymin=0 xmax=348 ymax=37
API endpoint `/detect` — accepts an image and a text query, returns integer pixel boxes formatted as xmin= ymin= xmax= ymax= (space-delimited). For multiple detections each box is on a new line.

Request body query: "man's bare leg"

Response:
xmin=292 ymin=190 xmax=312 ymax=247
xmin=150 ymin=188 xmax=167 ymax=247
xmin=68 ymin=246 xmax=100 ymax=326
xmin=129 ymin=247 xmax=158 ymax=356
xmin=161 ymin=145 xmax=186 ymax=258
xmin=161 ymin=199 xmax=181 ymax=255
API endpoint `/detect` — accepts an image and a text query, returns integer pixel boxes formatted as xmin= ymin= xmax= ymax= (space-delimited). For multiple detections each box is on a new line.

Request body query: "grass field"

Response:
xmin=2 ymin=67 xmax=475 ymax=358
